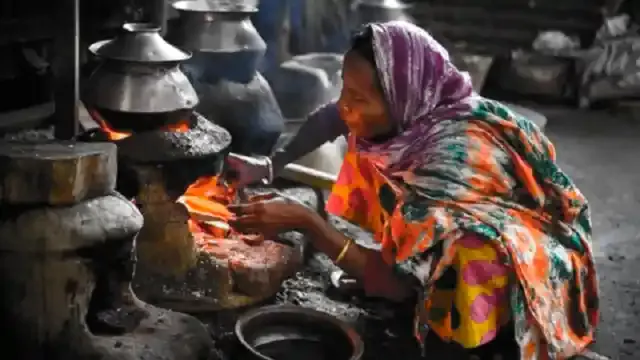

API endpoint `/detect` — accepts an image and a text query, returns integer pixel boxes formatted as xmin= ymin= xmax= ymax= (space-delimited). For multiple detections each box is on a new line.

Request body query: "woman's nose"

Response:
xmin=338 ymin=99 xmax=352 ymax=116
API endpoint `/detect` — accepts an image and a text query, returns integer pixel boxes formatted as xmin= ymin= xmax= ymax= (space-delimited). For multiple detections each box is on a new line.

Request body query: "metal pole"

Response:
xmin=52 ymin=0 xmax=80 ymax=140
xmin=147 ymin=0 xmax=168 ymax=35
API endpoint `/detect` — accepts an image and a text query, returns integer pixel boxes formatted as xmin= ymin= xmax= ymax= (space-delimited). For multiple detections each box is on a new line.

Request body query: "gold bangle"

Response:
xmin=334 ymin=239 xmax=353 ymax=265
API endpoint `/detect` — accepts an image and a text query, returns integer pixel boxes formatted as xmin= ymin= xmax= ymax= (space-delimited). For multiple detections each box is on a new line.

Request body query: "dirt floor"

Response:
xmin=539 ymin=105 xmax=640 ymax=360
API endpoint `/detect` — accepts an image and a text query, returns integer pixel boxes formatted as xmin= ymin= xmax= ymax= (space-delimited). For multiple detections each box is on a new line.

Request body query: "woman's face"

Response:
xmin=337 ymin=52 xmax=393 ymax=139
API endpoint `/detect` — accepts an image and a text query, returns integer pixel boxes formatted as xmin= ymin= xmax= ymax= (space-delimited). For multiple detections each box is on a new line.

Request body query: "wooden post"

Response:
xmin=52 ymin=0 xmax=80 ymax=140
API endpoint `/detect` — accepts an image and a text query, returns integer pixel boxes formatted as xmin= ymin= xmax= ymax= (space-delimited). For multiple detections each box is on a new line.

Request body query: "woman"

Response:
xmin=226 ymin=21 xmax=599 ymax=360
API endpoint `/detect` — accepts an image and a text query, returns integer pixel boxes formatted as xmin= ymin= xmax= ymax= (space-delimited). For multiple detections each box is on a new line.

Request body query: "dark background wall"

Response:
xmin=407 ymin=0 xmax=606 ymax=55
xmin=0 ymin=0 xmax=150 ymax=113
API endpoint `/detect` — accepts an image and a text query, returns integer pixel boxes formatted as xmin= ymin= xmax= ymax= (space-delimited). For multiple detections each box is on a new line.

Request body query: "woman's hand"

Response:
xmin=223 ymin=153 xmax=272 ymax=187
xmin=228 ymin=197 xmax=313 ymax=235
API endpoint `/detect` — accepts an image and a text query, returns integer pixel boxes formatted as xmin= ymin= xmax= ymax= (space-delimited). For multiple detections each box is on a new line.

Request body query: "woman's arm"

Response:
xmin=271 ymin=102 xmax=348 ymax=173
xmin=303 ymin=209 xmax=413 ymax=302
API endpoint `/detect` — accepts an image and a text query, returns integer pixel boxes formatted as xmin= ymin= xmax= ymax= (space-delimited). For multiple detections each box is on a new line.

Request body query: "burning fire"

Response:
xmin=178 ymin=176 xmax=236 ymax=239
xmin=90 ymin=110 xmax=190 ymax=141
xmin=92 ymin=111 xmax=261 ymax=247
xmin=178 ymin=176 xmax=264 ymax=248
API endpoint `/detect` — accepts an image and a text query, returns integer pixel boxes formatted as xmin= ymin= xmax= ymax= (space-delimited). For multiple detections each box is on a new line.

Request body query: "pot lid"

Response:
xmin=90 ymin=23 xmax=191 ymax=63
xmin=172 ymin=0 xmax=258 ymax=14
xmin=355 ymin=0 xmax=410 ymax=9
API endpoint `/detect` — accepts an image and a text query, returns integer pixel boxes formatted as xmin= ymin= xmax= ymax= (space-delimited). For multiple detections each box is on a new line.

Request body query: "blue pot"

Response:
xmin=183 ymin=51 xmax=263 ymax=85
xmin=168 ymin=1 xmax=283 ymax=156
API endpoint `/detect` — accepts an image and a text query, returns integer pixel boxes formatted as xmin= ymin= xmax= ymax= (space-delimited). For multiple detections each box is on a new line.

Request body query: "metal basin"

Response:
xmin=235 ymin=305 xmax=364 ymax=360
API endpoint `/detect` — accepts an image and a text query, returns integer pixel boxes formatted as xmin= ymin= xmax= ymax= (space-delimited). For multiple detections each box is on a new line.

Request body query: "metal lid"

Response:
xmin=89 ymin=23 xmax=191 ymax=63
xmin=172 ymin=0 xmax=258 ymax=14
xmin=355 ymin=0 xmax=410 ymax=9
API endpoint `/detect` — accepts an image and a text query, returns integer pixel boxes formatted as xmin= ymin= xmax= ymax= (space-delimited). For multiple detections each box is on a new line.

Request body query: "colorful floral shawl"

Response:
xmin=327 ymin=22 xmax=599 ymax=359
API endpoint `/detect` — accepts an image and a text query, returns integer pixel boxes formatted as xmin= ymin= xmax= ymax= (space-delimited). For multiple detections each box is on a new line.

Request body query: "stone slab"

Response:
xmin=0 ymin=141 xmax=117 ymax=205
xmin=0 ymin=194 xmax=143 ymax=252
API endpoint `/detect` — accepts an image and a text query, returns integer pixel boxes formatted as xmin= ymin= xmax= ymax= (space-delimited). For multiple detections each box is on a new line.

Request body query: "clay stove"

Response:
xmin=0 ymin=141 xmax=214 ymax=359
xmin=82 ymin=23 xmax=302 ymax=313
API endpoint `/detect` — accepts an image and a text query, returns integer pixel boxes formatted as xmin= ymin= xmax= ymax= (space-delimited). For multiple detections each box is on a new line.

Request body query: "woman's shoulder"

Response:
xmin=437 ymin=98 xmax=544 ymax=139
xmin=431 ymin=98 xmax=555 ymax=164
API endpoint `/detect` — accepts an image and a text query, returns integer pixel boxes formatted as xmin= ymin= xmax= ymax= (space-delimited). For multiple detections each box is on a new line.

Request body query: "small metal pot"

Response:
xmin=235 ymin=304 xmax=364 ymax=360
xmin=168 ymin=0 xmax=266 ymax=83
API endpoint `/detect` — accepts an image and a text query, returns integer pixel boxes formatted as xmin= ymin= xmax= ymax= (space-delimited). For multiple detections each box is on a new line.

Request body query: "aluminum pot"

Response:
xmin=168 ymin=0 xmax=266 ymax=83
xmin=166 ymin=0 xmax=284 ymax=156
xmin=83 ymin=23 xmax=199 ymax=131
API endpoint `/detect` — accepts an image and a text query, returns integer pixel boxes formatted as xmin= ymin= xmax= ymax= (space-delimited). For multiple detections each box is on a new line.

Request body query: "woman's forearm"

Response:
xmin=303 ymin=210 xmax=413 ymax=301
xmin=271 ymin=102 xmax=348 ymax=173
xmin=303 ymin=209 xmax=368 ymax=279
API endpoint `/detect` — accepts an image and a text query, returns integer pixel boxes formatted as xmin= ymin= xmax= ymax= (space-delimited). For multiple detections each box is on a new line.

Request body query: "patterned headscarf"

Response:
xmin=356 ymin=21 xmax=476 ymax=173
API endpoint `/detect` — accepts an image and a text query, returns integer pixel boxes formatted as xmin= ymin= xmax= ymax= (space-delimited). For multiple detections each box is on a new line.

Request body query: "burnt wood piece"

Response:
xmin=117 ymin=112 xmax=231 ymax=162
xmin=0 ymin=141 xmax=117 ymax=205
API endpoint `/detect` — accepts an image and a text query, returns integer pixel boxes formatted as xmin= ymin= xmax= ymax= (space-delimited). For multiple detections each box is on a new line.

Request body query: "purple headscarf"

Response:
xmin=355 ymin=21 xmax=476 ymax=173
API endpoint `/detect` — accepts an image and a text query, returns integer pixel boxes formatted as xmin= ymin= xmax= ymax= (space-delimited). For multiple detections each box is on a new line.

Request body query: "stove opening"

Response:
xmin=90 ymin=109 xmax=193 ymax=138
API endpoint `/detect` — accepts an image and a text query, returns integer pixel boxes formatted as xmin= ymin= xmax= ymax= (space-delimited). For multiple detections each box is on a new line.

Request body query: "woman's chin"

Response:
xmin=349 ymin=127 xmax=372 ymax=139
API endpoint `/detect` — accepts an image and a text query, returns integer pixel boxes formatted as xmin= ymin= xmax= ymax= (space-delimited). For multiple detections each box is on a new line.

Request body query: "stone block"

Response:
xmin=0 ymin=141 xmax=117 ymax=205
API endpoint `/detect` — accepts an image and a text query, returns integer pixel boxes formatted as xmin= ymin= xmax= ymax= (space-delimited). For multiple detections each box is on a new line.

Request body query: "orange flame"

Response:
xmin=90 ymin=110 xmax=190 ymax=141
xmin=177 ymin=176 xmax=236 ymax=238
xmin=177 ymin=176 xmax=264 ymax=248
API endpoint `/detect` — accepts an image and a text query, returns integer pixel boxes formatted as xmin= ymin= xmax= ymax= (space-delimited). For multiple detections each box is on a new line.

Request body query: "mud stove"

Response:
xmin=0 ymin=19 xmax=305 ymax=360
xmin=81 ymin=22 xmax=303 ymax=313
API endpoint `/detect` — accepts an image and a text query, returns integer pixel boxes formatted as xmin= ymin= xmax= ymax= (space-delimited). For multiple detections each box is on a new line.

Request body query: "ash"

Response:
xmin=276 ymin=255 xmax=372 ymax=324
xmin=2 ymin=126 xmax=54 ymax=142
xmin=274 ymin=215 xmax=383 ymax=324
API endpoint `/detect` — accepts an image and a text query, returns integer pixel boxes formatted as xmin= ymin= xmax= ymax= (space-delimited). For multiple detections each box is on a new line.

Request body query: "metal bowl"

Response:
xmin=235 ymin=305 xmax=364 ymax=360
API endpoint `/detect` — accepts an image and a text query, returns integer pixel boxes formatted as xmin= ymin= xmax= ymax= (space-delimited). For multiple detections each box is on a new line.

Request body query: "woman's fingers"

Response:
xmin=228 ymin=202 xmax=261 ymax=216
xmin=228 ymin=214 xmax=259 ymax=226
xmin=248 ymin=192 xmax=279 ymax=202
xmin=227 ymin=204 xmax=245 ymax=215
